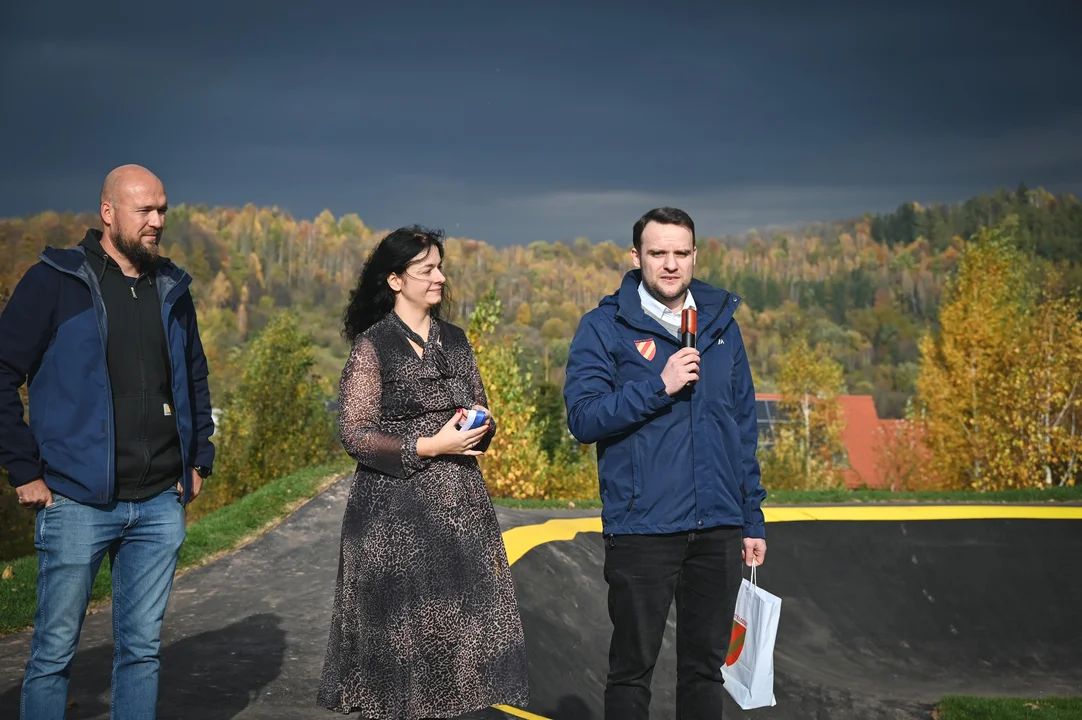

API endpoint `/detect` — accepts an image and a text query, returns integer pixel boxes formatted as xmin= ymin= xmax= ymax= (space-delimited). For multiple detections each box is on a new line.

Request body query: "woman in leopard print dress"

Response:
xmin=317 ymin=226 xmax=530 ymax=718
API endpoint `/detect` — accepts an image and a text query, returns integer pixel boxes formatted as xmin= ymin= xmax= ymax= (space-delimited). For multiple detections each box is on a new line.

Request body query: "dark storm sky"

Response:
xmin=1 ymin=0 xmax=1080 ymax=245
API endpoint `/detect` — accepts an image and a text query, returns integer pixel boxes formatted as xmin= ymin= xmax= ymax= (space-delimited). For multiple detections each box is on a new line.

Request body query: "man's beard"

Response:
xmin=113 ymin=228 xmax=160 ymax=274
xmin=644 ymin=274 xmax=690 ymax=303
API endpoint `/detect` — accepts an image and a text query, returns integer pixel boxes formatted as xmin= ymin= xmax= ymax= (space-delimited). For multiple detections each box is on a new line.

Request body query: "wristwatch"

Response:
xmin=193 ymin=465 xmax=212 ymax=479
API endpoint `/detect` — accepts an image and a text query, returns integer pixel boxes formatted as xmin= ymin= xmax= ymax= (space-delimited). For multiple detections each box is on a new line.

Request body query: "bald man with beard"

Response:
xmin=0 ymin=165 xmax=215 ymax=719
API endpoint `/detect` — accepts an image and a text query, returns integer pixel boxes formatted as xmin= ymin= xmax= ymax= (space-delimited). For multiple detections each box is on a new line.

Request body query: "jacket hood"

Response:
xmin=78 ymin=228 xmax=170 ymax=280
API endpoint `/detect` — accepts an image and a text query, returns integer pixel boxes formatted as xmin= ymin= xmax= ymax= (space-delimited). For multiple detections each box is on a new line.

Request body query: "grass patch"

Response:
xmin=0 ymin=459 xmax=353 ymax=638
xmin=936 ymin=696 xmax=1082 ymax=719
xmin=490 ymin=485 xmax=1082 ymax=509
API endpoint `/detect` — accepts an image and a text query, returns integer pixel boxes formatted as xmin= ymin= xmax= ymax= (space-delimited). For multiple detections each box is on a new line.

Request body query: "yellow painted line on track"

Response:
xmin=501 ymin=517 xmax=602 ymax=565
xmin=501 ymin=505 xmax=1082 ymax=568
xmin=763 ymin=504 xmax=1082 ymax=522
xmin=493 ymin=703 xmax=554 ymax=719
xmin=493 ymin=503 xmax=1081 ymax=718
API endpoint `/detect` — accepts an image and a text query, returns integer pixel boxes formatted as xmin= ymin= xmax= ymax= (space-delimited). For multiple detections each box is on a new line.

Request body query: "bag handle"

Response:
xmin=749 ymin=563 xmax=758 ymax=587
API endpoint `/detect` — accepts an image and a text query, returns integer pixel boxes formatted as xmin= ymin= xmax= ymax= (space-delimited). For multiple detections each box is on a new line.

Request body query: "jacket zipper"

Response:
xmin=132 ymin=275 xmax=152 ymax=497
xmin=694 ymin=295 xmax=741 ymax=525
xmin=615 ymin=292 xmax=742 ymax=524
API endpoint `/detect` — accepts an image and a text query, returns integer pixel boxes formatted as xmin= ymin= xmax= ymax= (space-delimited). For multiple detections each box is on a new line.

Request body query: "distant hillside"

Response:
xmin=1 ymin=186 xmax=1079 ymax=421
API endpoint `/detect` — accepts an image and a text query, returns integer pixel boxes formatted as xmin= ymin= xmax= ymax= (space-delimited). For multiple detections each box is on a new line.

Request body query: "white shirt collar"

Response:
xmin=638 ymin=281 xmax=695 ymax=319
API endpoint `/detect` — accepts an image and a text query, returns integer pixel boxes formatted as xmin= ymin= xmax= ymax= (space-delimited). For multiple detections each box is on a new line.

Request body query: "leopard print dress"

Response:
xmin=317 ymin=312 xmax=530 ymax=718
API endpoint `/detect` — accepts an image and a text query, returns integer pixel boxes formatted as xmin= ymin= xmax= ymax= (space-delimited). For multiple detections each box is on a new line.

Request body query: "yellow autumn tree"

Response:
xmin=466 ymin=289 xmax=600 ymax=499
xmin=916 ymin=216 xmax=1082 ymax=490
xmin=515 ymin=301 xmax=532 ymax=326
xmin=207 ymin=270 xmax=234 ymax=308
xmin=916 ymin=222 xmax=1029 ymax=490
xmin=762 ymin=337 xmax=847 ymax=489
xmin=468 ymin=289 xmax=550 ymax=498
xmin=995 ymin=278 xmax=1082 ymax=487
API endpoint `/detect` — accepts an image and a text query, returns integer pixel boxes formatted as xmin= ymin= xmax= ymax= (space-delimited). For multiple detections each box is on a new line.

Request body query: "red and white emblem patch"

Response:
xmin=635 ymin=339 xmax=657 ymax=361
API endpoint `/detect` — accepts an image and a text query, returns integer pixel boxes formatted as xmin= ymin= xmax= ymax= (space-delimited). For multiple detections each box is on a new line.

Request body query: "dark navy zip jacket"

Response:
xmin=563 ymin=270 xmax=766 ymax=538
xmin=0 ymin=231 xmax=215 ymax=505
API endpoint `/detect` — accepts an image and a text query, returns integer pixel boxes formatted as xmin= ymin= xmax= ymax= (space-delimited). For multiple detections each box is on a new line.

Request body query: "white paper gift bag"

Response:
xmin=720 ymin=564 xmax=781 ymax=709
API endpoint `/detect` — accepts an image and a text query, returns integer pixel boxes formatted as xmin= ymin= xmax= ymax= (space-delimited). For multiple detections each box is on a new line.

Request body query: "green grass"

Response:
xmin=491 ymin=485 xmax=1082 ymax=509
xmin=0 ymin=459 xmax=352 ymax=637
xmin=936 ymin=696 xmax=1082 ymax=719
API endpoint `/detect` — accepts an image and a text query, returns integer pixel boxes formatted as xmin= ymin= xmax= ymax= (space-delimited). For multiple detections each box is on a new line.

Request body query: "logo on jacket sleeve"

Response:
xmin=634 ymin=339 xmax=657 ymax=361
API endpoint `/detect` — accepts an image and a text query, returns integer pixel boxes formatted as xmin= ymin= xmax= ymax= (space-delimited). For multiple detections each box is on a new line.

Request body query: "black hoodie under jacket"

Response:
xmin=80 ymin=230 xmax=183 ymax=500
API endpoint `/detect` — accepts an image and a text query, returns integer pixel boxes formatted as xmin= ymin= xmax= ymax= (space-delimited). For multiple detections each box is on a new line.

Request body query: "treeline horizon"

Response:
xmin=3 ymin=184 xmax=1079 ymax=421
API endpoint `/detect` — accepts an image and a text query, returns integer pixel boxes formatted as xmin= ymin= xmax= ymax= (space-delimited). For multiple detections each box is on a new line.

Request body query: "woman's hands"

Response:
xmin=416 ymin=408 xmax=493 ymax=458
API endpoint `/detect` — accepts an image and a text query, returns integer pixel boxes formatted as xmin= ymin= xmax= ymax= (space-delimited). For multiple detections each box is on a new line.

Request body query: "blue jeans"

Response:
xmin=20 ymin=487 xmax=186 ymax=720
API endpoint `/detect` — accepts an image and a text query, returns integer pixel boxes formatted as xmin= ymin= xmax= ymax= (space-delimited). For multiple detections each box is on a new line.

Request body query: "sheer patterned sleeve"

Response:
xmin=466 ymin=339 xmax=497 ymax=454
xmin=338 ymin=336 xmax=428 ymax=478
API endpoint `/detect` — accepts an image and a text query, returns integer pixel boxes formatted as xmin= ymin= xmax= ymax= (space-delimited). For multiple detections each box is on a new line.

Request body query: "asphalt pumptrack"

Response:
xmin=1 ymin=477 xmax=1079 ymax=719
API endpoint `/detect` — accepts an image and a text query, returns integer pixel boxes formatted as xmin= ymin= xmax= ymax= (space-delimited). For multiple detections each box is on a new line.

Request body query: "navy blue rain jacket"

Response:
xmin=564 ymin=270 xmax=766 ymax=538
xmin=0 ymin=238 xmax=215 ymax=505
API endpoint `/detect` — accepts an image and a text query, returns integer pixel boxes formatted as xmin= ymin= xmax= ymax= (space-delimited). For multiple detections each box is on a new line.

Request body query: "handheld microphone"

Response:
xmin=680 ymin=308 xmax=697 ymax=349
xmin=681 ymin=308 xmax=698 ymax=389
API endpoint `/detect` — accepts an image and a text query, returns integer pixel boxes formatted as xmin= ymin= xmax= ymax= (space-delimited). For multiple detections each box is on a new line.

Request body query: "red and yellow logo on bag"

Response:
xmin=634 ymin=339 xmax=656 ymax=361
xmin=726 ymin=613 xmax=748 ymax=666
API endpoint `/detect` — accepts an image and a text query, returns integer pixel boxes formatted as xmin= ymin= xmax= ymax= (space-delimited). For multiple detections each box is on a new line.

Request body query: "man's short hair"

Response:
xmin=632 ymin=207 xmax=696 ymax=252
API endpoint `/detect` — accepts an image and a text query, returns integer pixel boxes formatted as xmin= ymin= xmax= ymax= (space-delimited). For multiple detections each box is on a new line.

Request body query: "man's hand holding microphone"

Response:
xmin=661 ymin=308 xmax=699 ymax=396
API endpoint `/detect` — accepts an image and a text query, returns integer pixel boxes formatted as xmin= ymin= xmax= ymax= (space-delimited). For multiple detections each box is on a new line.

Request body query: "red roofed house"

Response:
xmin=755 ymin=393 xmax=891 ymax=489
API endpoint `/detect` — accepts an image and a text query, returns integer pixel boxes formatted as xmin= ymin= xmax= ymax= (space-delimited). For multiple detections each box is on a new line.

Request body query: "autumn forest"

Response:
xmin=2 ymin=186 xmax=1075 ymax=406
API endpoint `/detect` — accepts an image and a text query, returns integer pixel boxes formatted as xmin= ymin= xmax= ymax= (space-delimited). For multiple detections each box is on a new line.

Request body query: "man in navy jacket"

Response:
xmin=564 ymin=206 xmax=768 ymax=719
xmin=0 ymin=165 xmax=215 ymax=719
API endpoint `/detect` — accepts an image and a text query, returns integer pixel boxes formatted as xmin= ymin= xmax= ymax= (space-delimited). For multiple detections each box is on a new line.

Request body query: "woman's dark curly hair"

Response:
xmin=342 ymin=225 xmax=451 ymax=343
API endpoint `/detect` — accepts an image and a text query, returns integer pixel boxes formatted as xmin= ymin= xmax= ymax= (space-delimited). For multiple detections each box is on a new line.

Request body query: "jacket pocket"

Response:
xmin=146 ymin=392 xmax=183 ymax=480
xmin=627 ymin=436 xmax=641 ymax=512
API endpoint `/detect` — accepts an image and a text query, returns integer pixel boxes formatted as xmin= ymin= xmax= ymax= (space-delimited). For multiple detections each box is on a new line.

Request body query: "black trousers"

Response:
xmin=603 ymin=525 xmax=744 ymax=720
